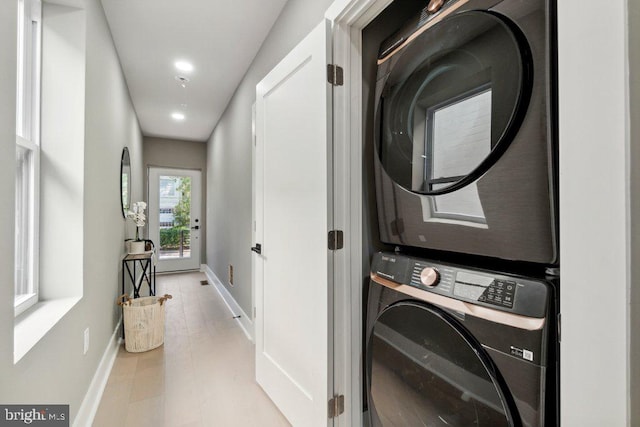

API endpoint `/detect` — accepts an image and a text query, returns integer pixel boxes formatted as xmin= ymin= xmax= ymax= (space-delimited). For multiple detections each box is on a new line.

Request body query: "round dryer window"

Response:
xmin=376 ymin=11 xmax=532 ymax=195
xmin=367 ymin=302 xmax=518 ymax=426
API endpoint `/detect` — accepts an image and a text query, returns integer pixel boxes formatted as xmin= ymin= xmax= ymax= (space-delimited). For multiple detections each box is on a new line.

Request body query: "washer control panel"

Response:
xmin=454 ymin=272 xmax=516 ymax=309
xmin=372 ymin=252 xmax=549 ymax=317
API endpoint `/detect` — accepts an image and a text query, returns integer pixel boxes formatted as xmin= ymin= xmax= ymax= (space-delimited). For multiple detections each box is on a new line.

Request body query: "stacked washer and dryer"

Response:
xmin=365 ymin=0 xmax=559 ymax=426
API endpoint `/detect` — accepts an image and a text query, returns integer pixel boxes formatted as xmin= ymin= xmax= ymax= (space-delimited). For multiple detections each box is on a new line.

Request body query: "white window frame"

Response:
xmin=15 ymin=0 xmax=41 ymax=316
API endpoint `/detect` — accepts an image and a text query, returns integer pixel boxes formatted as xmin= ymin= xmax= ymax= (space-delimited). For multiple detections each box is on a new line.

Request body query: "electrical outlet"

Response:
xmin=83 ymin=328 xmax=90 ymax=355
xmin=229 ymin=265 xmax=234 ymax=286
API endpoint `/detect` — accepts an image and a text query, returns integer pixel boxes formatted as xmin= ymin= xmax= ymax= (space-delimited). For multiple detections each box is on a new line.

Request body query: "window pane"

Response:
xmin=16 ymin=0 xmax=26 ymax=137
xmin=158 ymin=176 xmax=192 ymax=260
xmin=15 ymin=0 xmax=41 ymax=314
xmin=15 ymin=146 xmax=34 ymax=304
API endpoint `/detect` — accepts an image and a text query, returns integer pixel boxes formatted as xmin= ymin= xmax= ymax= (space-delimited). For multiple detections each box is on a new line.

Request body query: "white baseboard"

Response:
xmin=202 ymin=264 xmax=254 ymax=342
xmin=73 ymin=321 xmax=122 ymax=427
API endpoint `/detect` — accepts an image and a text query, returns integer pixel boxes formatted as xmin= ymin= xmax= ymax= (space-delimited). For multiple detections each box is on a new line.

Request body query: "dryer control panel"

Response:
xmin=371 ymin=252 xmax=549 ymax=318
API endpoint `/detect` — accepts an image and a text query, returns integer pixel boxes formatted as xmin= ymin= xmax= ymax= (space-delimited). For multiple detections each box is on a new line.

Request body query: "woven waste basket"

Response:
xmin=117 ymin=293 xmax=172 ymax=352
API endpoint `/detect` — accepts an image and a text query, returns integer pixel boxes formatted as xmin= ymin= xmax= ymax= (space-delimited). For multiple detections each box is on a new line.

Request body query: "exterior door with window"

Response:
xmin=148 ymin=167 xmax=201 ymax=272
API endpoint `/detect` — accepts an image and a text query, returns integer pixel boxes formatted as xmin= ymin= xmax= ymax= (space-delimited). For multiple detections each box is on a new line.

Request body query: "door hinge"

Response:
xmin=328 ymin=230 xmax=344 ymax=250
xmin=327 ymin=64 xmax=344 ymax=86
xmin=328 ymin=395 xmax=344 ymax=419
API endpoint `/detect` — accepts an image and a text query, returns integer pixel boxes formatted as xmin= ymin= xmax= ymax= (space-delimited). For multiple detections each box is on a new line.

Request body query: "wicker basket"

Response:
xmin=117 ymin=294 xmax=172 ymax=352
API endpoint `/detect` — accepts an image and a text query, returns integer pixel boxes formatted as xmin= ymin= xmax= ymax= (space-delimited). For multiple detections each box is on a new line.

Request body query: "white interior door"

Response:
xmin=254 ymin=20 xmax=333 ymax=426
xmin=148 ymin=167 xmax=201 ymax=273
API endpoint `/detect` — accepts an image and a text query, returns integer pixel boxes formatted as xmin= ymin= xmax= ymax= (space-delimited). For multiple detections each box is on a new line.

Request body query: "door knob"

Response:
xmin=251 ymin=243 xmax=262 ymax=254
xmin=191 ymin=225 xmax=200 ymax=230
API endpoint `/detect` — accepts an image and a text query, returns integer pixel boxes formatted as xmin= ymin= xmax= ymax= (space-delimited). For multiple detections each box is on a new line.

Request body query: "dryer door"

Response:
xmin=367 ymin=302 xmax=519 ymax=427
xmin=372 ymin=6 xmax=557 ymax=264
xmin=376 ymin=10 xmax=532 ymax=195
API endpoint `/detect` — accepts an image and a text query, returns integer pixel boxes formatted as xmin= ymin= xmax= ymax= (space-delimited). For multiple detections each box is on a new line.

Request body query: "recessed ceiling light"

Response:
xmin=171 ymin=112 xmax=185 ymax=121
xmin=175 ymin=61 xmax=193 ymax=72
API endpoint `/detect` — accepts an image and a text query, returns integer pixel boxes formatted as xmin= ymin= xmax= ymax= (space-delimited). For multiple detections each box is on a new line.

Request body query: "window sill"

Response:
xmin=14 ymin=297 xmax=81 ymax=364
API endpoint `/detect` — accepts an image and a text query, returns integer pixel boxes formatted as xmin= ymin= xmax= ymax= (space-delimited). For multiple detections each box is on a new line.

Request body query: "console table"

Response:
xmin=122 ymin=251 xmax=155 ymax=298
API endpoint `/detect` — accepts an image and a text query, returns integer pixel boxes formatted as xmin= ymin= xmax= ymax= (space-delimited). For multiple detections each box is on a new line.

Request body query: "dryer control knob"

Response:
xmin=420 ymin=267 xmax=440 ymax=287
xmin=427 ymin=0 xmax=445 ymax=14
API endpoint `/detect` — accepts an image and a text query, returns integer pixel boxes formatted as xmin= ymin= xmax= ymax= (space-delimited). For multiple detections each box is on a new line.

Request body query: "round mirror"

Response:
xmin=120 ymin=147 xmax=131 ymax=218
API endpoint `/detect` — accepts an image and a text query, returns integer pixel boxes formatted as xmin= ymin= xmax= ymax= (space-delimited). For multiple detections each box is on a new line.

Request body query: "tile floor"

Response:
xmin=93 ymin=272 xmax=290 ymax=427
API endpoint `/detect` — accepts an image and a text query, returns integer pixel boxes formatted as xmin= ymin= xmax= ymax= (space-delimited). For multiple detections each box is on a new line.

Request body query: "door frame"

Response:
xmin=324 ymin=1 xmax=392 ymax=425
xmin=147 ymin=166 xmax=202 ymax=272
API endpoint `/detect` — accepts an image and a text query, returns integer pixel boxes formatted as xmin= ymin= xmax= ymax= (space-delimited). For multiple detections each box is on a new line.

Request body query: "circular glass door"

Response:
xmin=376 ymin=11 xmax=532 ymax=195
xmin=368 ymin=302 xmax=517 ymax=426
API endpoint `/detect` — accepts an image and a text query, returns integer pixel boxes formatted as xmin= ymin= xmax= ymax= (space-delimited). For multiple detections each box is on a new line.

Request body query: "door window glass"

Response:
xmin=377 ymin=11 xmax=530 ymax=194
xmin=158 ymin=175 xmax=191 ymax=259
xmin=369 ymin=303 xmax=513 ymax=426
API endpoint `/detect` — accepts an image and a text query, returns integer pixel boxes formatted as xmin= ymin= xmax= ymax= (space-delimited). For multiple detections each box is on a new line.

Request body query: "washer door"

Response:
xmin=367 ymin=302 xmax=519 ymax=427
xmin=376 ymin=10 xmax=532 ymax=195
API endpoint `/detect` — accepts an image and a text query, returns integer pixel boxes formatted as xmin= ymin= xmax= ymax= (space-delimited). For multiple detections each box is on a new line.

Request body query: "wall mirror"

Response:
xmin=120 ymin=147 xmax=131 ymax=218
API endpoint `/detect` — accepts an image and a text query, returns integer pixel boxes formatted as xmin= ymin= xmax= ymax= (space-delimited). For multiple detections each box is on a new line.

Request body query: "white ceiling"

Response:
xmin=101 ymin=0 xmax=288 ymax=142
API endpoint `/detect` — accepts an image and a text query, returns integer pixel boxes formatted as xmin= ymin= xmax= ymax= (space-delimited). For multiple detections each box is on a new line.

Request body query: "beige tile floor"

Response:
xmin=93 ymin=272 xmax=290 ymax=427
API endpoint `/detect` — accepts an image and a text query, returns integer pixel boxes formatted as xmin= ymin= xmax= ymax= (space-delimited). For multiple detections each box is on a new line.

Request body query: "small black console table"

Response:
xmin=122 ymin=252 xmax=155 ymax=298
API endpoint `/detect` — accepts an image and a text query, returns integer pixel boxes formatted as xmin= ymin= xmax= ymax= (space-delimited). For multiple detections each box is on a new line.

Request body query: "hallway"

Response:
xmin=93 ymin=272 xmax=289 ymax=427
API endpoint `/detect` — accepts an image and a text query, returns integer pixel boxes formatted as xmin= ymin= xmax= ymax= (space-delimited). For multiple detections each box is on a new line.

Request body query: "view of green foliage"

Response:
xmin=173 ymin=178 xmax=191 ymax=228
xmin=160 ymin=227 xmax=190 ymax=249
xmin=160 ymin=177 xmax=192 ymax=249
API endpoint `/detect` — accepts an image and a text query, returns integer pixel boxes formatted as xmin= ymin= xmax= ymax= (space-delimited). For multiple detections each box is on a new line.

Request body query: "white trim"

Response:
xmin=202 ymin=264 xmax=254 ymax=342
xmin=73 ymin=322 xmax=122 ymax=427
xmin=326 ymin=0 xmax=392 ymax=27
xmin=325 ymin=1 xmax=391 ymax=425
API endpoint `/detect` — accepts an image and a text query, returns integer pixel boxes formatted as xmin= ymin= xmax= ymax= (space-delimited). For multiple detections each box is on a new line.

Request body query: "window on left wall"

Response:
xmin=15 ymin=0 xmax=41 ymax=316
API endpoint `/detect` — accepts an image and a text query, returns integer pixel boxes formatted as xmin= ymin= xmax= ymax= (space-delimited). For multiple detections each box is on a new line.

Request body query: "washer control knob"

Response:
xmin=420 ymin=267 xmax=440 ymax=287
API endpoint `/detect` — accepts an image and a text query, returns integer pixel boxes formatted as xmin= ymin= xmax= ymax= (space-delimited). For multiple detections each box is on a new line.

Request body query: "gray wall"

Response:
xmin=0 ymin=0 xmax=143 ymax=423
xmin=0 ymin=0 xmax=18 ymax=400
xmin=206 ymin=0 xmax=334 ymax=315
xmin=630 ymin=0 xmax=640 ymax=424
xmin=144 ymin=136 xmax=208 ymax=264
